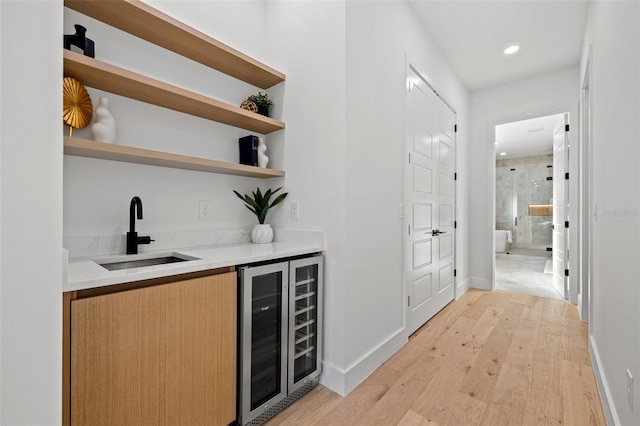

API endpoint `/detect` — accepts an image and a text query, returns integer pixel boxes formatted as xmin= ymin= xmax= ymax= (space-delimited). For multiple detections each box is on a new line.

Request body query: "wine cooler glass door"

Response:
xmin=288 ymin=256 xmax=323 ymax=393
xmin=240 ymin=262 xmax=289 ymax=424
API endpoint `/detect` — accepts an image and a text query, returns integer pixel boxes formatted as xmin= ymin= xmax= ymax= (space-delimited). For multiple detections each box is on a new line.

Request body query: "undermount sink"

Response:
xmin=98 ymin=253 xmax=200 ymax=271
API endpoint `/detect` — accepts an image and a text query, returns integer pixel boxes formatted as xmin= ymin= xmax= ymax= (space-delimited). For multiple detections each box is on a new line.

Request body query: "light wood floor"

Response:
xmin=265 ymin=289 xmax=606 ymax=425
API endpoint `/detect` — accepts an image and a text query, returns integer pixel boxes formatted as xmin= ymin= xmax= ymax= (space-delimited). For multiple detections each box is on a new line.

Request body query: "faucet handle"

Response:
xmin=137 ymin=235 xmax=154 ymax=245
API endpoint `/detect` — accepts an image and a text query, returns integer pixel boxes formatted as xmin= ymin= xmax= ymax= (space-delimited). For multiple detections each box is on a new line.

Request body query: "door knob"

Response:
xmin=432 ymin=229 xmax=447 ymax=236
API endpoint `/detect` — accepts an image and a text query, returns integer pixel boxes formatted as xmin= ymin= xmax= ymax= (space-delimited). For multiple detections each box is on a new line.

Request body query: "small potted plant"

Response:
xmin=246 ymin=91 xmax=273 ymax=117
xmin=233 ymin=186 xmax=288 ymax=243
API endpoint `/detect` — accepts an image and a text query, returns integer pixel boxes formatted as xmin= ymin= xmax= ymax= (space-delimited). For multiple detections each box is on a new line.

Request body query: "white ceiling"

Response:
xmin=495 ymin=113 xmax=565 ymax=159
xmin=408 ymin=1 xmax=590 ymax=92
xmin=407 ymin=1 xmax=589 ymax=158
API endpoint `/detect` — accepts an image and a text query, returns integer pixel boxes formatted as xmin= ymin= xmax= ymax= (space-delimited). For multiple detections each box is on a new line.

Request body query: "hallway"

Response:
xmin=266 ymin=289 xmax=604 ymax=425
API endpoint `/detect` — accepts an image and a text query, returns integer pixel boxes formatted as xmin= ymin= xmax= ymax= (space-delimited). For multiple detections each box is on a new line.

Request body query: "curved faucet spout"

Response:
xmin=130 ymin=196 xmax=143 ymax=233
xmin=127 ymin=196 xmax=153 ymax=255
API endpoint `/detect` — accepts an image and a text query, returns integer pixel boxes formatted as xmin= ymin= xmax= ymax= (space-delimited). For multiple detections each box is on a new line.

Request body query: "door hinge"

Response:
xmin=565 ymin=221 xmax=569 ymax=228
xmin=565 ymin=124 xmax=570 ymax=132
xmin=454 ymin=221 xmax=457 ymax=229
xmin=454 ymin=173 xmax=457 ymax=180
xmin=408 ymin=296 xmax=411 ymax=307
xmin=408 ymin=224 xmax=411 ymax=235
xmin=565 ymin=269 xmax=570 ymax=277
xmin=454 ymin=269 xmax=457 ymax=277
xmin=408 ymin=152 xmax=411 ymax=164
xmin=454 ymin=124 xmax=458 ymax=133
xmin=565 ymin=172 xmax=569 ymax=180
xmin=546 ymin=176 xmax=553 ymax=181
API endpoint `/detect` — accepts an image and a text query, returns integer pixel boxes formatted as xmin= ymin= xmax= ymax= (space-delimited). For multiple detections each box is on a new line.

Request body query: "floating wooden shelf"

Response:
xmin=64 ymin=0 xmax=285 ymax=89
xmin=64 ymin=137 xmax=285 ymax=179
xmin=64 ymin=50 xmax=285 ymax=135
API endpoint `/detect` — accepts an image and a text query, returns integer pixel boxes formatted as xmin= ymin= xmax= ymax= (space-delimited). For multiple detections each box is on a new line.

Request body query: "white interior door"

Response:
xmin=405 ymin=66 xmax=456 ymax=335
xmin=552 ymin=115 xmax=569 ymax=299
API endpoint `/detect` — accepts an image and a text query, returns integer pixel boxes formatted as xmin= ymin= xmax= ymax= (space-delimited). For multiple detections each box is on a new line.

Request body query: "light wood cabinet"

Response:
xmin=64 ymin=270 xmax=237 ymax=425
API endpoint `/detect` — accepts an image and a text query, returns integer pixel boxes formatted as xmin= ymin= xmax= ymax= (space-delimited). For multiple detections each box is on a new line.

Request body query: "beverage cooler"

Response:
xmin=238 ymin=254 xmax=323 ymax=426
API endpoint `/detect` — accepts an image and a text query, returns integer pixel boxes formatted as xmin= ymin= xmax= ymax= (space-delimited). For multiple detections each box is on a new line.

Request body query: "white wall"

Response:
xmin=468 ymin=66 xmax=579 ymax=290
xmin=341 ymin=1 xmax=470 ymax=394
xmin=264 ymin=0 xmax=348 ymax=388
xmin=0 ymin=1 xmax=63 ymax=424
xmin=580 ymin=2 xmax=640 ymax=424
xmin=63 ymin=3 xmax=272 ymax=242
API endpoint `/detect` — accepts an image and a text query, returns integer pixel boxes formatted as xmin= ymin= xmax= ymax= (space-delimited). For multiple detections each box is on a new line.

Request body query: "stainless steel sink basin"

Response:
xmin=98 ymin=253 xmax=200 ymax=271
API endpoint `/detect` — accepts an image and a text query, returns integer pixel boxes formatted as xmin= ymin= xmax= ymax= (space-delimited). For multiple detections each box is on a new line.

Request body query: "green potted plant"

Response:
xmin=246 ymin=91 xmax=273 ymax=117
xmin=233 ymin=186 xmax=288 ymax=243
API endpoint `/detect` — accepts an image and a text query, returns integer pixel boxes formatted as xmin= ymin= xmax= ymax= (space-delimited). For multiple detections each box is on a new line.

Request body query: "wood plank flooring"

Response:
xmin=265 ymin=289 xmax=606 ymax=425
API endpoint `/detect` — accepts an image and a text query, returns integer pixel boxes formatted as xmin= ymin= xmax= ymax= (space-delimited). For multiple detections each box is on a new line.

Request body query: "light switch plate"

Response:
xmin=199 ymin=200 xmax=212 ymax=219
xmin=290 ymin=201 xmax=300 ymax=220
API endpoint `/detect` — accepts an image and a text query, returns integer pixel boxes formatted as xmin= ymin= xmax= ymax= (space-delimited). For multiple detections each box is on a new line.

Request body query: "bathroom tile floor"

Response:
xmin=495 ymin=252 xmax=564 ymax=300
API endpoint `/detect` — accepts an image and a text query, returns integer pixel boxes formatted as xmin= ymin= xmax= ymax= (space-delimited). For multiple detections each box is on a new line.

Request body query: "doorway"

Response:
xmin=494 ymin=113 xmax=568 ymax=300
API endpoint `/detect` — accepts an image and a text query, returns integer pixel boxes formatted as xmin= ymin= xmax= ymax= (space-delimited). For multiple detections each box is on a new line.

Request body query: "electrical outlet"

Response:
xmin=290 ymin=201 xmax=300 ymax=220
xmin=627 ymin=369 xmax=634 ymax=410
xmin=199 ymin=200 xmax=212 ymax=220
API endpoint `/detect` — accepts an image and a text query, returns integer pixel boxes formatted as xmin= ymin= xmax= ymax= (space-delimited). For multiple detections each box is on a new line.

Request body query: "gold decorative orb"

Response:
xmin=240 ymin=99 xmax=258 ymax=113
xmin=63 ymin=77 xmax=93 ymax=136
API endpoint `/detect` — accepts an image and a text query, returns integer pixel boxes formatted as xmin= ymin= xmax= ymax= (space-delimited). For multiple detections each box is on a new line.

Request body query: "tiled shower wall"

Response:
xmin=496 ymin=155 xmax=553 ymax=249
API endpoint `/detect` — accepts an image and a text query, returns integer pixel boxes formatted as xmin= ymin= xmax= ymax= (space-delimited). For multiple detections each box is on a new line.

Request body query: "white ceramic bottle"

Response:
xmin=258 ymin=136 xmax=269 ymax=168
xmin=91 ymin=97 xmax=116 ymax=143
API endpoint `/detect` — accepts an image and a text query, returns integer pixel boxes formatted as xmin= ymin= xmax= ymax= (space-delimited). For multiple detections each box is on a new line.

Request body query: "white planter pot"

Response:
xmin=251 ymin=224 xmax=273 ymax=244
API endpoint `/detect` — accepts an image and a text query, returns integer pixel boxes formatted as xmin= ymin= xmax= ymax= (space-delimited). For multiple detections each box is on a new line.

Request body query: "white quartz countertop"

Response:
xmin=65 ymin=241 xmax=323 ymax=292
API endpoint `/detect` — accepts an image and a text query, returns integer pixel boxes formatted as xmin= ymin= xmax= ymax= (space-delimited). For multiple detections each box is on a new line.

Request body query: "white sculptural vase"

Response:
xmin=258 ymin=137 xmax=269 ymax=168
xmin=91 ymin=97 xmax=117 ymax=143
xmin=251 ymin=224 xmax=273 ymax=244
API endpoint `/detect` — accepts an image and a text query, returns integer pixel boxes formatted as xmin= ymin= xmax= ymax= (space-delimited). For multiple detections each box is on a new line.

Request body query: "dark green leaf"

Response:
xmin=269 ymin=192 xmax=288 ymax=208
xmin=244 ymin=204 xmax=258 ymax=217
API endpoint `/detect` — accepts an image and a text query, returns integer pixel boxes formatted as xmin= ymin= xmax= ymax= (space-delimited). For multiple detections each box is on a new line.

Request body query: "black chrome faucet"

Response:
xmin=126 ymin=196 xmax=153 ymax=254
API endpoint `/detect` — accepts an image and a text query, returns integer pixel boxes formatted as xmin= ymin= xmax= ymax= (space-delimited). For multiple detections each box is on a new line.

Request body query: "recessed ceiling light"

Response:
xmin=500 ymin=152 xmax=507 ymax=156
xmin=504 ymin=45 xmax=520 ymax=55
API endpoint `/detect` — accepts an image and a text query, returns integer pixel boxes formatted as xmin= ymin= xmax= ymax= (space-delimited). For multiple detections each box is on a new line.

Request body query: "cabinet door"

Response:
xmin=70 ymin=272 xmax=236 ymax=426
xmin=238 ymin=262 xmax=289 ymax=425
xmin=288 ymin=256 xmax=323 ymax=393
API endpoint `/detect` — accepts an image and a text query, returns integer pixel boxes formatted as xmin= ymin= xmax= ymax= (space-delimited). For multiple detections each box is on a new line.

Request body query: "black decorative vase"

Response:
xmin=257 ymin=105 xmax=270 ymax=117
xmin=64 ymin=24 xmax=95 ymax=58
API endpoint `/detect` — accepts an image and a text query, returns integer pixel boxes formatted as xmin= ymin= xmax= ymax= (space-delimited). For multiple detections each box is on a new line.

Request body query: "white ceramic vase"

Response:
xmin=91 ymin=97 xmax=116 ymax=143
xmin=251 ymin=223 xmax=273 ymax=244
xmin=258 ymin=137 xmax=269 ymax=168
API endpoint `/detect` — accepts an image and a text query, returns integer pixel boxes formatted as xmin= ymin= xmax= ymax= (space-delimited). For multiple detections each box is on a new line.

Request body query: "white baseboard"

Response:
xmin=319 ymin=328 xmax=407 ymax=397
xmin=319 ymin=360 xmax=347 ymax=396
xmin=456 ymin=278 xmax=470 ymax=298
xmin=469 ymin=277 xmax=491 ymax=290
xmin=589 ymin=335 xmax=619 ymax=425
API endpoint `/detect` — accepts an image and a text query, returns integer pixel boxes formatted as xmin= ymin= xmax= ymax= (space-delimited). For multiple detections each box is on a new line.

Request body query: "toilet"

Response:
xmin=495 ymin=230 xmax=512 ymax=253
